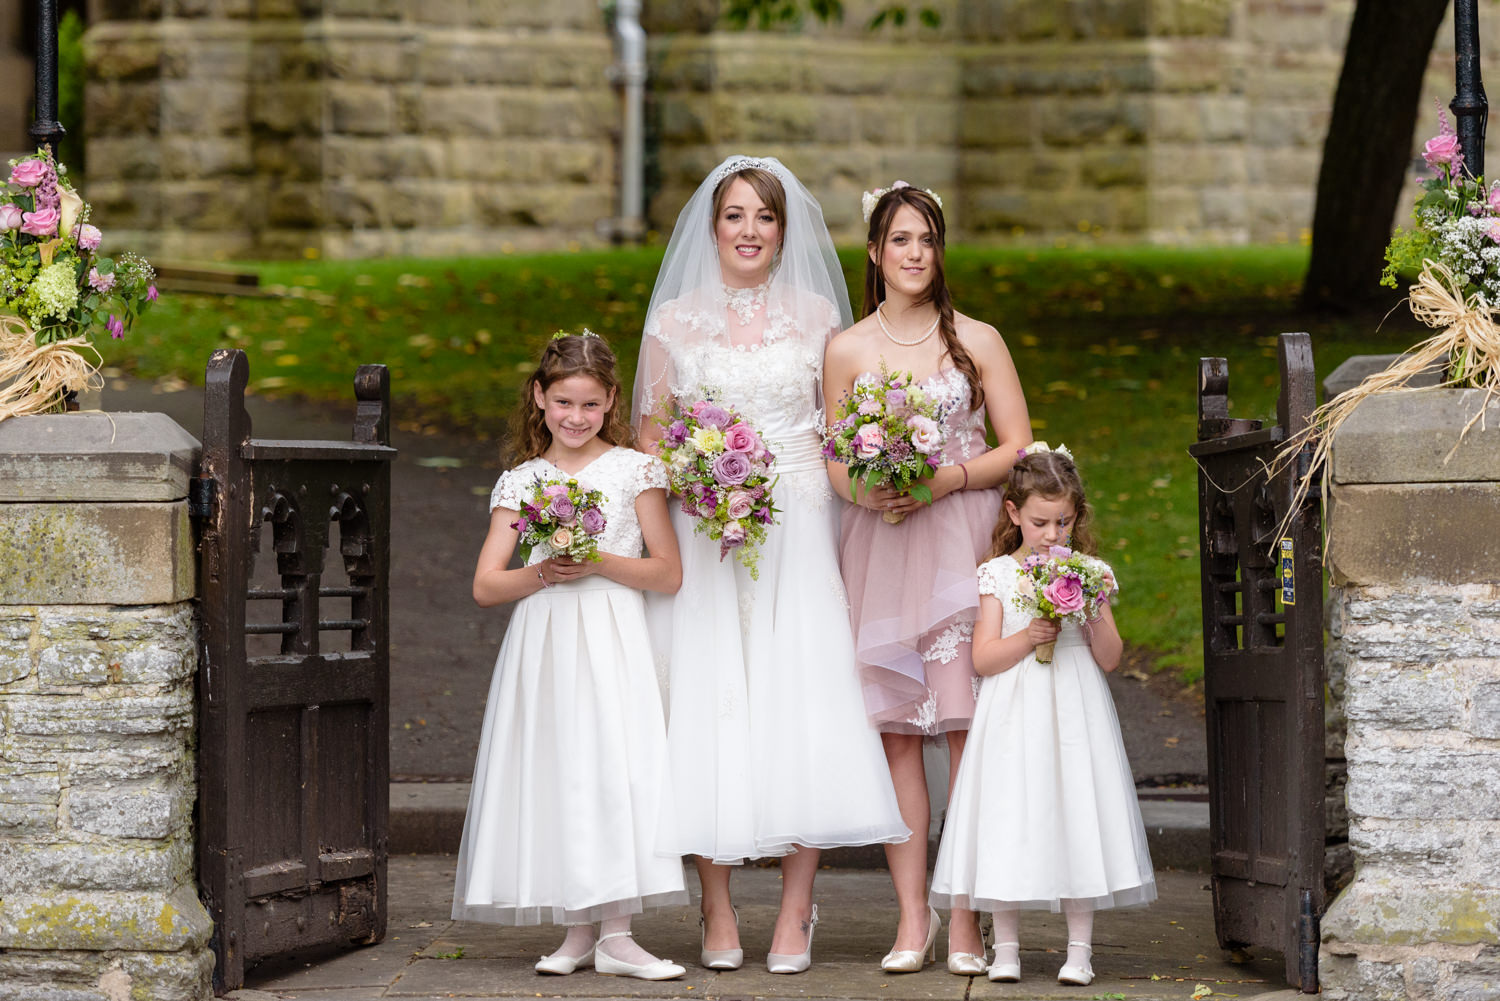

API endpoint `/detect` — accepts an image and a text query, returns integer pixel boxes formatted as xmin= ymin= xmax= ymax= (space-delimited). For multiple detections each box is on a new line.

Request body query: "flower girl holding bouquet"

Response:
xmin=451 ymin=332 xmax=689 ymax=981
xmin=928 ymin=445 xmax=1155 ymax=987
xmin=823 ymin=182 xmax=1032 ymax=973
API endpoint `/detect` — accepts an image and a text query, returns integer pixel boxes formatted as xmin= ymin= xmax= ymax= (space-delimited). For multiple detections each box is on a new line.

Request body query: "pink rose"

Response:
xmin=909 ymin=415 xmax=941 ymax=454
xmin=541 ymin=484 xmax=568 ymax=498
xmin=1042 ymin=575 xmax=1085 ymax=616
xmin=853 ymin=423 xmax=884 ymax=460
xmin=724 ymin=422 xmax=761 ymax=455
xmin=8 ymin=158 xmax=49 ymax=187
xmin=1423 ymin=132 xmax=1462 ymax=173
xmin=0 ymin=204 xmax=21 ymax=231
xmin=721 ymin=520 xmax=747 ymax=547
xmin=726 ymin=489 xmax=753 ymax=520
xmin=886 ymin=389 xmax=907 ymax=409
xmin=20 ymin=206 xmax=59 ymax=237
xmin=549 ymin=527 xmax=574 ymax=550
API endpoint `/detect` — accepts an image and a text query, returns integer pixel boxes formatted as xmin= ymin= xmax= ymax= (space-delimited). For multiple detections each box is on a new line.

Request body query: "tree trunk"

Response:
xmin=1301 ymin=0 xmax=1451 ymax=311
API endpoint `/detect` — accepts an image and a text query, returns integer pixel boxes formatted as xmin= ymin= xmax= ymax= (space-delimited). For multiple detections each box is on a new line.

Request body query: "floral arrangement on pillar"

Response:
xmin=0 ymin=148 xmax=157 ymax=421
xmin=1273 ymin=108 xmax=1500 ymax=519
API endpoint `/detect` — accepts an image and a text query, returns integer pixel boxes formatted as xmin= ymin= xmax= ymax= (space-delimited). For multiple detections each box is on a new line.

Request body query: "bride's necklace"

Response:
xmin=724 ymin=282 xmax=770 ymax=327
xmin=876 ymin=302 xmax=939 ymax=347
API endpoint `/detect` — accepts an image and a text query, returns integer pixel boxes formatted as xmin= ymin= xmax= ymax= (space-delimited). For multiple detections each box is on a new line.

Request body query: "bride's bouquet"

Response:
xmin=1010 ymin=545 xmax=1116 ymax=664
xmin=822 ymin=365 xmax=946 ymax=523
xmin=657 ymin=396 xmax=777 ymax=576
xmin=511 ymin=477 xmax=608 ymax=564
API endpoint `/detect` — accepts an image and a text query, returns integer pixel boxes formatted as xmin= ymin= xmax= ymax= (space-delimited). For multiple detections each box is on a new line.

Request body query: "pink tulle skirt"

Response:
xmin=839 ymin=486 xmax=1003 ymax=735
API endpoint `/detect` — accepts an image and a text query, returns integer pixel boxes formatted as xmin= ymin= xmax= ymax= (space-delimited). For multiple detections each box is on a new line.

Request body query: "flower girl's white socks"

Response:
xmin=598 ymin=916 xmax=663 ymax=966
xmin=552 ymin=924 xmax=596 ymax=961
xmin=987 ymin=908 xmax=1021 ymax=981
xmin=1062 ymin=901 xmax=1093 ymax=967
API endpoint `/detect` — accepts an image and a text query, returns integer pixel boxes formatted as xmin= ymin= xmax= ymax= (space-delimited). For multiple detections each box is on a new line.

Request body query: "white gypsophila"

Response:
xmin=1425 ymin=210 xmax=1500 ymax=304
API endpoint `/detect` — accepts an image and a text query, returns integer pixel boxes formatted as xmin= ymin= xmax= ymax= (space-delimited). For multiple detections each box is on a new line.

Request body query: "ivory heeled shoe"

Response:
xmin=699 ymin=905 xmax=743 ymax=970
xmin=593 ymin=932 xmax=686 ymax=981
xmin=880 ymin=906 xmax=940 ymax=973
xmin=1057 ymin=941 xmax=1094 ymax=986
xmin=766 ymin=904 xmax=818 ymax=974
xmin=535 ymin=943 xmax=595 ymax=975
xmin=946 ymin=915 xmax=988 ymax=975
xmin=986 ymin=942 xmax=1021 ymax=982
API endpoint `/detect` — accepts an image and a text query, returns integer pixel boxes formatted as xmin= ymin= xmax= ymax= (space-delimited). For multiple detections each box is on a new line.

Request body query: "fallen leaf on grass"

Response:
xmin=1164 ymin=736 xmax=1181 ymax=748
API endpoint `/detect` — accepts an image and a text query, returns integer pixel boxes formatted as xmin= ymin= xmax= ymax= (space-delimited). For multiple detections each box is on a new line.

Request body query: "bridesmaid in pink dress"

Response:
xmin=823 ymin=183 xmax=1032 ymax=975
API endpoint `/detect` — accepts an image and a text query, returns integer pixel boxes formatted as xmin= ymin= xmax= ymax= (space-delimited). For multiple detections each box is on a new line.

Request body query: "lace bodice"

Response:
xmin=978 ymin=554 xmax=1119 ymax=637
xmin=490 ymin=449 xmax=669 ymax=565
xmin=641 ymin=286 xmax=839 ymax=440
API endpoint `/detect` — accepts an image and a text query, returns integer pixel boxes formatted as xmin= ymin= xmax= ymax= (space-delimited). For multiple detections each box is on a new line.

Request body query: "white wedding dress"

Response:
xmin=452 ymin=447 xmax=687 ymax=924
xmin=929 ymin=554 xmax=1156 ymax=912
xmin=643 ymin=285 xmax=908 ymax=863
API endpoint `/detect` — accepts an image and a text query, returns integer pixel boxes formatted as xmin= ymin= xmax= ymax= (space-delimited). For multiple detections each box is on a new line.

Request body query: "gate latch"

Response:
xmin=189 ymin=475 xmax=218 ymax=521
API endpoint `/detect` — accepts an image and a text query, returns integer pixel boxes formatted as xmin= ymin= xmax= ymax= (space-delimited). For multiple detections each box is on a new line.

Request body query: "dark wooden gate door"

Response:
xmin=196 ymin=349 xmax=396 ymax=993
xmin=1187 ymin=332 xmax=1324 ymax=992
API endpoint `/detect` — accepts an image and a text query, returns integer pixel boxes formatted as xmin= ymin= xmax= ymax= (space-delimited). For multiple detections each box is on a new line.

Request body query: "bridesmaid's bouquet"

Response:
xmin=1010 ymin=546 xmax=1116 ymax=663
xmin=657 ymin=396 xmax=777 ymax=577
xmin=511 ymin=476 xmax=608 ymax=563
xmin=822 ymin=365 xmax=947 ymax=523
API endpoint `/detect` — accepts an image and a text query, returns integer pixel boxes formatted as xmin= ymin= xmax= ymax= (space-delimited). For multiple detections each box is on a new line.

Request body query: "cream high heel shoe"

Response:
xmin=766 ymin=904 xmax=818 ymax=974
xmin=986 ymin=941 xmax=1021 ymax=982
xmin=699 ymin=905 xmax=743 ymax=970
xmin=946 ymin=914 xmax=988 ymax=975
xmin=1057 ymin=941 xmax=1094 ymax=985
xmin=880 ymin=906 xmax=939 ymax=973
xmin=593 ymin=932 xmax=686 ymax=981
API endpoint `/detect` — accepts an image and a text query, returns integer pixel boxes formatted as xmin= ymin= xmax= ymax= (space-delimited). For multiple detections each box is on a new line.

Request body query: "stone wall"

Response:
xmin=69 ymin=0 xmax=1500 ymax=256
xmin=0 ymin=413 xmax=212 ymax=1001
xmin=1319 ymin=390 xmax=1500 ymax=1001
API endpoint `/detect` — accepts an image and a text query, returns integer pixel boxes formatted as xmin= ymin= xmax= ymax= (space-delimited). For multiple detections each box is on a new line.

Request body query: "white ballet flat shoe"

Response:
xmin=986 ymin=941 xmax=1021 ymax=982
xmin=1057 ymin=941 xmax=1094 ymax=986
xmin=535 ymin=943 xmax=594 ymax=975
xmin=699 ymin=905 xmax=743 ymax=970
xmin=880 ymin=906 xmax=939 ymax=973
xmin=766 ymin=904 xmax=818 ymax=974
xmin=594 ymin=932 xmax=685 ymax=981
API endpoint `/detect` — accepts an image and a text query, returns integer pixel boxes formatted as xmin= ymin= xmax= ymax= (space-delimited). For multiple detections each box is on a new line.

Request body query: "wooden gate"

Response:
xmin=1187 ymin=332 xmax=1324 ymax=992
xmin=196 ymin=349 xmax=396 ymax=993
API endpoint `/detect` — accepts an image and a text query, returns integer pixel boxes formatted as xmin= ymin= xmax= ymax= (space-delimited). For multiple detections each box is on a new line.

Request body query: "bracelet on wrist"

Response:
xmin=958 ymin=463 xmax=969 ymax=491
xmin=536 ymin=566 xmax=550 ymax=589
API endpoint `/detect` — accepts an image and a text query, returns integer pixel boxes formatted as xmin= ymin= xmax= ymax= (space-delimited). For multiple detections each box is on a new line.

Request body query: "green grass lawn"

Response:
xmin=98 ymin=245 xmax=1428 ymax=682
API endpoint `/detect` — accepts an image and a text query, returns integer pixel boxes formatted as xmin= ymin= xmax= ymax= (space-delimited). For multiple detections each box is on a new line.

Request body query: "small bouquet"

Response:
xmin=511 ymin=477 xmax=608 ymax=564
xmin=657 ymin=396 xmax=777 ymax=576
xmin=1 ymin=148 xmax=158 ymax=420
xmin=1011 ymin=545 xmax=1116 ymax=664
xmin=822 ymin=364 xmax=946 ymax=523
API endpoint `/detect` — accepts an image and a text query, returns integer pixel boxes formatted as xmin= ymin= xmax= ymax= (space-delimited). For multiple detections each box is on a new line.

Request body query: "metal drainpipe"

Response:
xmin=614 ymin=0 xmax=646 ymax=240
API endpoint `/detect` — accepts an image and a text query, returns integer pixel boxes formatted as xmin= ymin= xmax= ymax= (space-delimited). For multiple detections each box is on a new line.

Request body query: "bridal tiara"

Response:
xmin=861 ymin=180 xmax=943 ymax=223
xmin=711 ymin=156 xmax=787 ymax=183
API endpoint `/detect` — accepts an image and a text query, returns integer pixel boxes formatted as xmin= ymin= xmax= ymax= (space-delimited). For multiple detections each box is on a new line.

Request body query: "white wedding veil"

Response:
xmin=631 ymin=155 xmax=853 ymax=426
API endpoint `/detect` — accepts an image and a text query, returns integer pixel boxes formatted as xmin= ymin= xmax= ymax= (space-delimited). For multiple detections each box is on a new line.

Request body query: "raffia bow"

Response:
xmin=0 ymin=314 xmax=103 ymax=422
xmin=1268 ymin=258 xmax=1500 ymax=552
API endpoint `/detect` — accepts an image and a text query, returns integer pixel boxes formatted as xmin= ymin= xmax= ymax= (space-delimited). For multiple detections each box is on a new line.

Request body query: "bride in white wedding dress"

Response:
xmin=634 ymin=156 xmax=906 ymax=974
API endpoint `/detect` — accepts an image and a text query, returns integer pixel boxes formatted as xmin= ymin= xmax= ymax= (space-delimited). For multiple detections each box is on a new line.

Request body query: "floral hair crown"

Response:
xmin=861 ymin=180 xmax=943 ymax=223
xmin=551 ymin=328 xmax=601 ymax=342
xmin=1017 ymin=440 xmax=1074 ymax=462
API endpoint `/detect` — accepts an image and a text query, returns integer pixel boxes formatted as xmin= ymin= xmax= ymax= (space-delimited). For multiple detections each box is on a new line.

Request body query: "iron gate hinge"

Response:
xmin=189 ymin=475 xmax=218 ymax=521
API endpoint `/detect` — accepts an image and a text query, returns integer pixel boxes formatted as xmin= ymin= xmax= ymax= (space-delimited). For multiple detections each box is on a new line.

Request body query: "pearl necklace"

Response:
xmin=876 ymin=302 xmax=939 ymax=347
xmin=724 ymin=282 xmax=770 ymax=326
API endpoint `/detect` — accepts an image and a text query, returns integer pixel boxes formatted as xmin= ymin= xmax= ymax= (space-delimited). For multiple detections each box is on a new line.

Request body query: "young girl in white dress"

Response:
xmin=929 ymin=445 xmax=1155 ymax=987
xmin=451 ymin=332 xmax=688 ymax=981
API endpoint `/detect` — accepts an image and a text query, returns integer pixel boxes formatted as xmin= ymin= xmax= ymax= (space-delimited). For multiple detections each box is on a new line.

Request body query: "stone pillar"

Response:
xmin=0 ymin=413 xmax=212 ymax=1001
xmin=1319 ymin=390 xmax=1500 ymax=1000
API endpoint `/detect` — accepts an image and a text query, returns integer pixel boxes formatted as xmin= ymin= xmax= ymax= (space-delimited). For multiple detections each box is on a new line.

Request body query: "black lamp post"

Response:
xmin=29 ymin=0 xmax=66 ymax=151
xmin=1453 ymin=0 xmax=1487 ymax=180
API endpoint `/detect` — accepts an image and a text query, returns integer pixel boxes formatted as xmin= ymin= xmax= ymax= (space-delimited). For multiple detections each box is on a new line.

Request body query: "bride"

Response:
xmin=634 ymin=156 xmax=907 ymax=975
